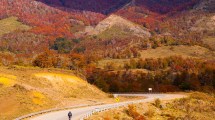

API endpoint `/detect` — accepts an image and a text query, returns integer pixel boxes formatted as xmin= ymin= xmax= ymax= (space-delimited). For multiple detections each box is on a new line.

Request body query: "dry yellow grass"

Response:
xmin=0 ymin=66 xmax=107 ymax=120
xmin=0 ymin=66 xmax=141 ymax=120
xmin=34 ymin=72 xmax=107 ymax=99
xmin=0 ymin=73 xmax=17 ymax=79
xmin=203 ymin=37 xmax=215 ymax=50
xmin=0 ymin=74 xmax=16 ymax=87
xmin=0 ymin=77 xmax=14 ymax=86
xmin=0 ymin=17 xmax=31 ymax=36
xmin=140 ymin=45 xmax=215 ymax=59
xmin=98 ymin=45 xmax=215 ymax=69
xmin=87 ymin=92 xmax=215 ymax=120
xmin=34 ymin=73 xmax=84 ymax=83
xmin=31 ymin=91 xmax=46 ymax=105
xmin=98 ymin=59 xmax=129 ymax=69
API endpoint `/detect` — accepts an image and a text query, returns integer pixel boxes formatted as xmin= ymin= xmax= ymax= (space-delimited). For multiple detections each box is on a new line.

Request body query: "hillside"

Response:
xmin=135 ymin=0 xmax=200 ymax=14
xmin=0 ymin=0 xmax=105 ymax=39
xmin=83 ymin=14 xmax=151 ymax=38
xmin=74 ymin=14 xmax=152 ymax=58
xmin=0 ymin=0 xmax=72 ymax=39
xmin=37 ymin=0 xmax=200 ymax=14
xmin=97 ymin=45 xmax=215 ymax=68
xmin=0 ymin=66 xmax=108 ymax=120
xmin=0 ymin=0 xmax=214 ymax=77
xmin=37 ymin=0 xmax=132 ymax=14
xmin=36 ymin=0 xmax=203 ymax=30
xmin=190 ymin=15 xmax=215 ymax=32
xmin=194 ymin=0 xmax=215 ymax=12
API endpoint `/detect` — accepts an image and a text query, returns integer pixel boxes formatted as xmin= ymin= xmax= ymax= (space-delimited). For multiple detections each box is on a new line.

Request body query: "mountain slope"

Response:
xmin=135 ymin=0 xmax=200 ymax=14
xmin=0 ymin=0 xmax=72 ymax=39
xmin=194 ymin=0 xmax=215 ymax=12
xmin=37 ymin=0 xmax=132 ymax=14
xmin=0 ymin=0 xmax=108 ymax=39
xmin=37 ymin=0 xmax=201 ymax=14
xmin=84 ymin=14 xmax=151 ymax=38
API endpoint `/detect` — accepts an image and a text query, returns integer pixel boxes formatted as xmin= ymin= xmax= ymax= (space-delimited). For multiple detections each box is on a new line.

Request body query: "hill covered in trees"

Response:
xmin=37 ymin=0 xmax=200 ymax=14
xmin=0 ymin=0 xmax=214 ymax=93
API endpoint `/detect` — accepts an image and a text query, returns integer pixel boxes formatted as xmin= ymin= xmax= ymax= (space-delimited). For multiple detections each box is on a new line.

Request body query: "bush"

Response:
xmin=144 ymin=107 xmax=155 ymax=118
xmin=154 ymin=98 xmax=161 ymax=108
xmin=75 ymin=46 xmax=86 ymax=53
xmin=72 ymin=38 xmax=81 ymax=43
xmin=51 ymin=37 xmax=73 ymax=53
xmin=33 ymin=51 xmax=58 ymax=68
xmin=104 ymin=117 xmax=111 ymax=120
xmin=128 ymin=105 xmax=146 ymax=120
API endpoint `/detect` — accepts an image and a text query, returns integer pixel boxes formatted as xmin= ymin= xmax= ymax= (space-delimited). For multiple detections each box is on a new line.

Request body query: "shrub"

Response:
xmin=154 ymin=98 xmax=161 ymax=108
xmin=113 ymin=113 xmax=120 ymax=119
xmin=144 ymin=107 xmax=155 ymax=118
xmin=128 ymin=105 xmax=146 ymax=120
xmin=128 ymin=105 xmax=138 ymax=117
xmin=75 ymin=46 xmax=86 ymax=53
xmin=33 ymin=50 xmax=58 ymax=68
xmin=184 ymin=104 xmax=194 ymax=119
xmin=108 ymin=94 xmax=114 ymax=98
xmin=51 ymin=37 xmax=73 ymax=53
xmin=104 ymin=116 xmax=111 ymax=120
xmin=72 ymin=38 xmax=81 ymax=43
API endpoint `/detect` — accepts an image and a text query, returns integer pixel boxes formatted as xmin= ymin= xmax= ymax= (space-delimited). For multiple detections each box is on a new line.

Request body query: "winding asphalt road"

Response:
xmin=30 ymin=94 xmax=185 ymax=120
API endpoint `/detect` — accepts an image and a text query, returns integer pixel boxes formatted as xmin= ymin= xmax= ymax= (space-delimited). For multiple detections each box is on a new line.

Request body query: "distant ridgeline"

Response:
xmin=102 ymin=0 xmax=133 ymax=14
xmin=37 ymin=0 xmax=133 ymax=14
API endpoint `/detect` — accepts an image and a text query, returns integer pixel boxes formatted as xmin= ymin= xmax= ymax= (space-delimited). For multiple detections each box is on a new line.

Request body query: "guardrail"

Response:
xmin=80 ymin=93 xmax=184 ymax=120
xmin=79 ymin=99 xmax=151 ymax=120
xmin=112 ymin=92 xmax=161 ymax=94
xmin=79 ymin=105 xmax=119 ymax=120
xmin=14 ymin=103 xmax=104 ymax=120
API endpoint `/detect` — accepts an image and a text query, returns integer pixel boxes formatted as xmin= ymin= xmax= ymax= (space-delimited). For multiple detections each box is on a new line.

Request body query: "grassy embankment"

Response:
xmin=87 ymin=92 xmax=215 ymax=120
xmin=0 ymin=66 xmax=142 ymax=120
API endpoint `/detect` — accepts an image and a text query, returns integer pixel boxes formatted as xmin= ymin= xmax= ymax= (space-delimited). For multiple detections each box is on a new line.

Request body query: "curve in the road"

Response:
xmin=27 ymin=94 xmax=186 ymax=120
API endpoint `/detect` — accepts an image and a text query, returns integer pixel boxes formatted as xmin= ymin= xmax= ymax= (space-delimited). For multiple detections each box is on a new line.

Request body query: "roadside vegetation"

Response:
xmin=87 ymin=92 xmax=215 ymax=120
xmin=0 ymin=66 xmax=142 ymax=120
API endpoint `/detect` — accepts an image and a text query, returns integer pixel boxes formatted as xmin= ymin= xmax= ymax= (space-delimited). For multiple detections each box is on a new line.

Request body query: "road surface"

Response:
xmin=29 ymin=94 xmax=185 ymax=120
